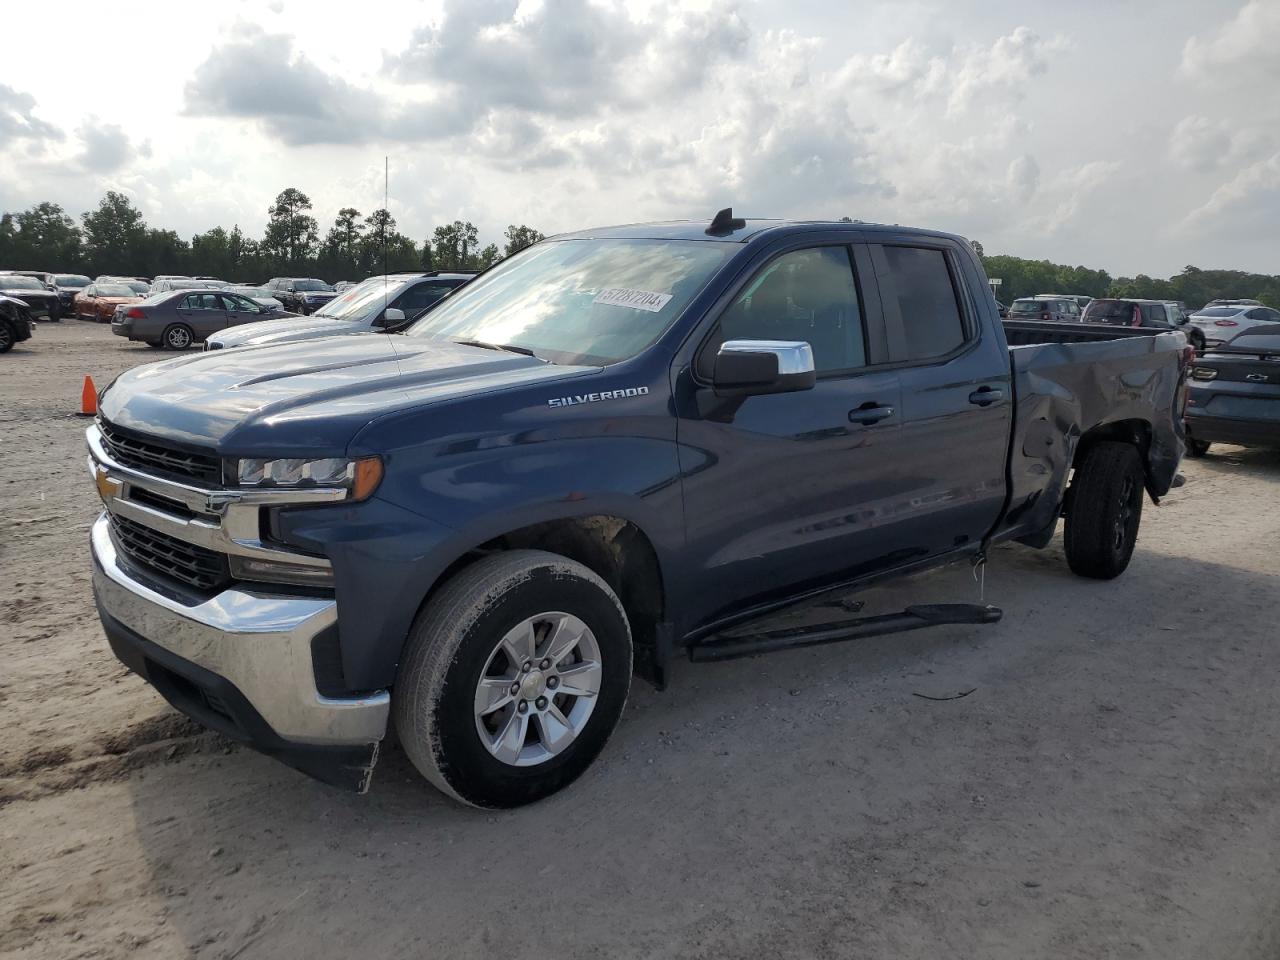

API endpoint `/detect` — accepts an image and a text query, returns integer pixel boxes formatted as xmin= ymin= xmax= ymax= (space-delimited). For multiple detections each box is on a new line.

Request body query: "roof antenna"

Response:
xmin=706 ymin=207 xmax=746 ymax=236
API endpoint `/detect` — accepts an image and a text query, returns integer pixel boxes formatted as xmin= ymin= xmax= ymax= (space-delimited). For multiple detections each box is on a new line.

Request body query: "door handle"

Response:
xmin=849 ymin=403 xmax=895 ymax=425
xmin=968 ymin=387 xmax=1004 ymax=407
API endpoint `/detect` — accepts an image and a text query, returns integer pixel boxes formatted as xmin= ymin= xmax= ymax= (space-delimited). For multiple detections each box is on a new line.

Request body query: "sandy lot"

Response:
xmin=3 ymin=320 xmax=1280 ymax=959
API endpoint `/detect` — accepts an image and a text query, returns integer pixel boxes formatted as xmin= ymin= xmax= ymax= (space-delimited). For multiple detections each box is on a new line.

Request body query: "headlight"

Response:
xmin=234 ymin=455 xmax=383 ymax=500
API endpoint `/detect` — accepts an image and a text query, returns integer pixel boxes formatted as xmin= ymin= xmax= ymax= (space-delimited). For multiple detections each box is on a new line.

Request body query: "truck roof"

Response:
xmin=552 ymin=217 xmax=964 ymax=246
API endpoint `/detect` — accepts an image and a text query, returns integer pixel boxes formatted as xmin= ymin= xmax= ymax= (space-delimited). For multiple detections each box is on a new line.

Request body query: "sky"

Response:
xmin=1 ymin=0 xmax=1277 ymax=278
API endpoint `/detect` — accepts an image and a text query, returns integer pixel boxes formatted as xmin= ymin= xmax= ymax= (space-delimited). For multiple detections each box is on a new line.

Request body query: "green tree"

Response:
xmin=420 ymin=240 xmax=435 ymax=272
xmin=476 ymin=243 xmax=501 ymax=269
xmin=15 ymin=202 xmax=83 ymax=270
xmin=431 ymin=220 xmax=480 ymax=271
xmin=262 ymin=187 xmax=318 ymax=270
xmin=318 ymin=208 xmax=363 ymax=279
xmin=503 ymin=224 xmax=544 ymax=257
xmin=81 ymin=193 xmax=144 ymax=275
xmin=359 ymin=209 xmax=419 ymax=274
xmin=190 ymin=226 xmax=234 ymax=280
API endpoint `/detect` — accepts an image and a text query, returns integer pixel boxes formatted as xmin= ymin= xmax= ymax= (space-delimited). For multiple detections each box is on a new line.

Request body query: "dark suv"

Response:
xmin=265 ymin=277 xmax=338 ymax=315
xmin=1083 ymin=298 xmax=1205 ymax=351
xmin=1008 ymin=296 xmax=1081 ymax=322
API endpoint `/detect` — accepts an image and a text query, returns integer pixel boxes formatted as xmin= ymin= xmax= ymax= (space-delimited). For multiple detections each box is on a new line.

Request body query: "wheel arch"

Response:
xmin=410 ymin=513 xmax=672 ymax=690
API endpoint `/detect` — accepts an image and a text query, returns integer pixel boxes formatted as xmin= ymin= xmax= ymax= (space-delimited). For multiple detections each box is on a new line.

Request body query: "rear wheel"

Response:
xmin=162 ymin=324 xmax=194 ymax=350
xmin=0 ymin=323 xmax=14 ymax=353
xmin=1190 ymin=330 xmax=1206 ymax=353
xmin=1185 ymin=437 xmax=1211 ymax=458
xmin=48 ymin=302 xmax=61 ymax=322
xmin=394 ymin=550 xmax=632 ymax=808
xmin=1064 ymin=441 xmax=1145 ymax=580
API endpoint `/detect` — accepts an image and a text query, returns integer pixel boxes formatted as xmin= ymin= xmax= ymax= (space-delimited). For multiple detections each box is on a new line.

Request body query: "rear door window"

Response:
xmin=872 ymin=245 xmax=968 ymax=361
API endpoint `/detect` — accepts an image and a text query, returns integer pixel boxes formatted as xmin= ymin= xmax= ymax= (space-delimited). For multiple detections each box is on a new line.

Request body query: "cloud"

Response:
xmin=1184 ymin=151 xmax=1280 ymax=239
xmin=184 ymin=26 xmax=383 ymax=144
xmin=75 ymin=120 xmax=149 ymax=173
xmin=1006 ymin=155 xmax=1040 ymax=203
xmin=0 ymin=84 xmax=62 ymax=143
xmin=946 ymin=27 xmax=1065 ymax=115
xmin=1170 ymin=114 xmax=1273 ymax=173
xmin=386 ymin=0 xmax=748 ymax=118
xmin=1181 ymin=0 xmax=1280 ymax=86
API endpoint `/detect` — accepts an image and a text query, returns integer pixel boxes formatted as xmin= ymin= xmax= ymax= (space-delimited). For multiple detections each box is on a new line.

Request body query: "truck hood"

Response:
xmin=99 ymin=335 xmax=595 ymax=454
xmin=210 ymin=315 xmax=360 ymax=348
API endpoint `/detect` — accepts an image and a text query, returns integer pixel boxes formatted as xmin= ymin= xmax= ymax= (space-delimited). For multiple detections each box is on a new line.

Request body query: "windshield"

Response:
xmin=1009 ymin=299 xmax=1044 ymax=314
xmin=96 ymin=283 xmax=136 ymax=297
xmin=1195 ymin=307 xmax=1246 ymax=318
xmin=405 ymin=239 xmax=731 ymax=364
xmin=56 ymin=275 xmax=90 ymax=287
xmin=314 ymin=277 xmax=411 ymax=320
xmin=1 ymin=276 xmax=44 ymax=290
xmin=294 ymin=279 xmax=333 ymax=292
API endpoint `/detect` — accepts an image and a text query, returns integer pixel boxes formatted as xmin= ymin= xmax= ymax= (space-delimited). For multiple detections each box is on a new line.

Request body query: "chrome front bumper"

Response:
xmin=86 ymin=423 xmax=389 ymax=748
xmin=92 ymin=515 xmax=389 ymax=745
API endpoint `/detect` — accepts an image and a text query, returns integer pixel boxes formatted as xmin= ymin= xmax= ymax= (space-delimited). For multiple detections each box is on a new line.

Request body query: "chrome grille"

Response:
xmin=99 ymin=421 xmax=221 ymax=485
xmin=109 ymin=515 xmax=231 ymax=592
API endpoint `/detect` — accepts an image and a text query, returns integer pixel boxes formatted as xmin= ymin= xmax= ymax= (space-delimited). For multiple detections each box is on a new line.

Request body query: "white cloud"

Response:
xmin=1181 ymin=0 xmax=1280 ymax=86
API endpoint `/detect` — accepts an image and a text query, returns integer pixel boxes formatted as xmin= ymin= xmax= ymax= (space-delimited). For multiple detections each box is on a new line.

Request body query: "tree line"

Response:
xmin=974 ymin=242 xmax=1280 ymax=309
xmin=1 ymin=189 xmax=1275 ymax=310
xmin=0 ymin=188 xmax=545 ymax=283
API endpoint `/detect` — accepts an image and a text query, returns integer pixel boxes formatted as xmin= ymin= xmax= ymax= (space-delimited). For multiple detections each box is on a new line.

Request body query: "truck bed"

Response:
xmin=993 ymin=322 xmax=1188 ymax=546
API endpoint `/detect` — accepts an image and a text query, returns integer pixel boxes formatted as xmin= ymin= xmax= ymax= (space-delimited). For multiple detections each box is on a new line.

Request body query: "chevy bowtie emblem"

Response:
xmin=1246 ymin=373 xmax=1268 ymax=383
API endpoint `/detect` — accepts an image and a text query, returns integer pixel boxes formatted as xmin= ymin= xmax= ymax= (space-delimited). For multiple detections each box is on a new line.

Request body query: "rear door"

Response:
xmin=177 ymin=292 xmax=229 ymax=338
xmin=867 ymin=238 xmax=1012 ymax=557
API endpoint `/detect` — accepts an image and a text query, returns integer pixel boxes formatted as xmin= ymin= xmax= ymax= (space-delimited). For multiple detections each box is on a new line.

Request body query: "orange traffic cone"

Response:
xmin=77 ymin=376 xmax=97 ymax=417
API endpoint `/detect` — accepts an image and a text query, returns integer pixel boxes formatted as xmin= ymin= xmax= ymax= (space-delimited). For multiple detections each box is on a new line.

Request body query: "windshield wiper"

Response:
xmin=451 ymin=338 xmax=544 ymax=360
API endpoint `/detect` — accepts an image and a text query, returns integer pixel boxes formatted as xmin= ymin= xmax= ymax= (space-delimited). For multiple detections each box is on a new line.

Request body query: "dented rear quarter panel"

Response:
xmin=996 ymin=332 xmax=1187 ymax=543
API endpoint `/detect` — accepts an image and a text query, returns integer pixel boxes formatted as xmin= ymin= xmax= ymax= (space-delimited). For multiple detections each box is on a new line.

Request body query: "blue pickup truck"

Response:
xmin=88 ymin=213 xmax=1190 ymax=807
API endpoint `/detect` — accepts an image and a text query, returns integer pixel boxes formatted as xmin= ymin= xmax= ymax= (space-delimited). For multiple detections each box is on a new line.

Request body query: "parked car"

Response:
xmin=222 ymin=285 xmax=284 ymax=311
xmin=1079 ymin=298 xmax=1206 ymax=351
xmin=0 ymin=295 xmax=34 ymax=352
xmin=1038 ymin=293 xmax=1093 ymax=311
xmin=207 ymin=272 xmax=472 ymax=350
xmin=1205 ymin=299 xmax=1262 ymax=308
xmin=88 ymin=214 xmax=1187 ymax=805
xmin=0 ymin=273 xmax=61 ymax=320
xmin=1185 ymin=324 xmax=1280 ymax=456
xmin=995 ymin=299 xmax=1008 ymax=318
xmin=333 ymin=280 xmax=358 ymax=293
xmin=1187 ymin=304 xmax=1280 ymax=350
xmin=73 ymin=282 xmax=145 ymax=323
xmin=52 ymin=274 xmax=93 ymax=312
xmin=111 ymin=289 xmax=293 ymax=349
xmin=265 ymin=277 xmax=338 ymax=314
xmin=149 ymin=278 xmax=225 ymax=295
xmin=97 ymin=277 xmax=151 ymax=296
xmin=8 ymin=270 xmax=56 ymax=288
xmin=1008 ymin=295 xmax=1081 ymax=322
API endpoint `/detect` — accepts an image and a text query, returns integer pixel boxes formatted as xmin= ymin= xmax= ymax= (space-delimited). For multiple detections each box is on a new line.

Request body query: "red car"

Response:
xmin=73 ymin=282 xmax=144 ymax=323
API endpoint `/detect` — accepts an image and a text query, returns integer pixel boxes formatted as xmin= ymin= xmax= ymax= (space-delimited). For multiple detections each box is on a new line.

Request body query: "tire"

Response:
xmin=1063 ymin=441 xmax=1145 ymax=580
xmin=0 ymin=323 xmax=13 ymax=353
xmin=48 ymin=302 xmax=61 ymax=322
xmin=394 ymin=550 xmax=632 ymax=809
xmin=1191 ymin=331 xmax=1206 ymax=353
xmin=162 ymin=324 xmax=194 ymax=350
xmin=1185 ymin=437 xmax=1211 ymax=458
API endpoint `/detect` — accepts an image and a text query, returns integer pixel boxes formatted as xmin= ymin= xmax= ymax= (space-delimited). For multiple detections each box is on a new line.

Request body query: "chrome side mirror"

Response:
xmin=712 ymin=339 xmax=816 ymax=397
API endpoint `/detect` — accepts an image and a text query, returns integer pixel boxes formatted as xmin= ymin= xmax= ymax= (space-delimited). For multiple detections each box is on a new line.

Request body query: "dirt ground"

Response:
xmin=3 ymin=321 xmax=1280 ymax=959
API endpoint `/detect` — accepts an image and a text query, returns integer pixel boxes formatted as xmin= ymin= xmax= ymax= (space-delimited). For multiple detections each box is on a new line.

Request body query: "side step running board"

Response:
xmin=687 ymin=603 xmax=1002 ymax=663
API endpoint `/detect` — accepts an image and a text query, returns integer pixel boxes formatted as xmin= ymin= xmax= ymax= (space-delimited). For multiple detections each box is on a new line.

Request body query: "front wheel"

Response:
xmin=1063 ymin=441 xmax=1145 ymax=580
xmin=162 ymin=323 xmax=194 ymax=350
xmin=394 ymin=550 xmax=632 ymax=808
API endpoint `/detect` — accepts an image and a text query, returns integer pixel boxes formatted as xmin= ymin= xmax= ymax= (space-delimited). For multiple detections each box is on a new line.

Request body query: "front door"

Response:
xmin=677 ymin=242 xmax=915 ymax=627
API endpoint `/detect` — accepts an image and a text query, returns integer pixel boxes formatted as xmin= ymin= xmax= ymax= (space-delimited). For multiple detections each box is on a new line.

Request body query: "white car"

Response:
xmin=224 ymin=285 xmax=286 ymax=312
xmin=1188 ymin=304 xmax=1280 ymax=348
